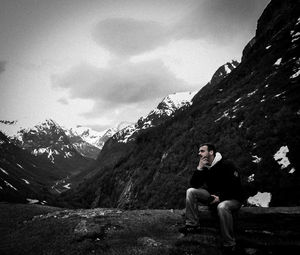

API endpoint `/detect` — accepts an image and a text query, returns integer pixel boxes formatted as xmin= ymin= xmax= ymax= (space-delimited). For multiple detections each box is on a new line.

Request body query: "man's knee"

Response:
xmin=186 ymin=187 xmax=209 ymax=201
xmin=217 ymin=201 xmax=230 ymax=214
xmin=186 ymin=188 xmax=196 ymax=200
xmin=217 ymin=200 xmax=241 ymax=212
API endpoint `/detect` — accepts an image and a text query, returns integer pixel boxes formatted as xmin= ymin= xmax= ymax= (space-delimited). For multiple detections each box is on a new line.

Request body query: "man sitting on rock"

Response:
xmin=179 ymin=143 xmax=243 ymax=253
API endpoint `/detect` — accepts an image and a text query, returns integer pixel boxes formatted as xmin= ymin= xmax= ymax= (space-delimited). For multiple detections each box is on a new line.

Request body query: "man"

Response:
xmin=179 ymin=143 xmax=243 ymax=253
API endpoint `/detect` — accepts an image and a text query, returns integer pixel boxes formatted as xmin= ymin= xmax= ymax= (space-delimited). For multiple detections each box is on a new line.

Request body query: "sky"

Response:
xmin=0 ymin=0 xmax=270 ymax=134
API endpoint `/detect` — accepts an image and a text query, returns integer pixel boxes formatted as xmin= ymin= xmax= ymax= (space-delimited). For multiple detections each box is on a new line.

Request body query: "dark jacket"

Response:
xmin=190 ymin=158 xmax=244 ymax=202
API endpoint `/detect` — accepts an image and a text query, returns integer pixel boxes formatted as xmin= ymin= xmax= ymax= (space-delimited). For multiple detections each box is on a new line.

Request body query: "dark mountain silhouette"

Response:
xmin=61 ymin=0 xmax=300 ymax=209
xmin=0 ymin=119 xmax=97 ymax=202
xmin=0 ymin=131 xmax=61 ymax=203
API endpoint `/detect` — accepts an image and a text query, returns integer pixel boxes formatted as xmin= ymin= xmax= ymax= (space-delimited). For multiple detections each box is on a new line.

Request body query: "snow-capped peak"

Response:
xmin=67 ymin=126 xmax=106 ymax=140
xmin=159 ymin=91 xmax=197 ymax=111
xmin=209 ymin=60 xmax=239 ymax=86
xmin=0 ymin=120 xmax=23 ymax=137
xmin=113 ymin=91 xmax=197 ymax=143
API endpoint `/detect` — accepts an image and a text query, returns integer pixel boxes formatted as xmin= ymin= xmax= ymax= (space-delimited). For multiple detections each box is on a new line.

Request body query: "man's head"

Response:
xmin=198 ymin=143 xmax=216 ymax=165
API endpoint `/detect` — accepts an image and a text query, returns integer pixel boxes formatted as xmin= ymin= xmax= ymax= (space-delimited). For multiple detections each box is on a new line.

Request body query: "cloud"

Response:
xmin=57 ymin=97 xmax=69 ymax=105
xmin=86 ymin=123 xmax=113 ymax=132
xmin=173 ymin=0 xmax=270 ymax=42
xmin=52 ymin=60 xmax=191 ymax=116
xmin=0 ymin=61 xmax=7 ymax=74
xmin=92 ymin=18 xmax=170 ymax=57
xmin=92 ymin=1 xmax=270 ymax=58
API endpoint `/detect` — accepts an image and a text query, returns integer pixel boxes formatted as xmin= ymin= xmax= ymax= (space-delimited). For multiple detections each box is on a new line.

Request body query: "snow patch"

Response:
xmin=291 ymin=31 xmax=300 ymax=43
xmin=214 ymin=110 xmax=230 ymax=122
xmin=265 ymin=45 xmax=271 ymax=50
xmin=165 ymin=91 xmax=197 ymax=109
xmin=161 ymin=152 xmax=168 ymax=162
xmin=247 ymin=192 xmax=271 ymax=207
xmin=235 ymin=98 xmax=242 ymax=103
xmin=274 ymin=58 xmax=282 ymax=66
xmin=64 ymin=152 xmax=72 ymax=158
xmin=17 ymin=164 xmax=24 ymax=169
xmin=290 ymin=69 xmax=300 ymax=79
xmin=289 ymin=168 xmax=296 ymax=174
xmin=0 ymin=167 xmax=9 ymax=175
xmin=4 ymin=180 xmax=18 ymax=191
xmin=27 ymin=198 xmax=39 ymax=204
xmin=224 ymin=64 xmax=231 ymax=74
xmin=273 ymin=91 xmax=286 ymax=98
xmin=238 ymin=121 xmax=244 ymax=128
xmin=63 ymin=183 xmax=71 ymax=189
xmin=22 ymin=179 xmax=30 ymax=184
xmin=247 ymin=89 xmax=258 ymax=97
xmin=252 ymin=155 xmax=262 ymax=164
xmin=274 ymin=146 xmax=291 ymax=169
xmin=247 ymin=174 xmax=255 ymax=183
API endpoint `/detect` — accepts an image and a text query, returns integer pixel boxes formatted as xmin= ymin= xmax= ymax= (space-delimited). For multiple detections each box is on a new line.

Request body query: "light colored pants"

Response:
xmin=185 ymin=187 xmax=241 ymax=247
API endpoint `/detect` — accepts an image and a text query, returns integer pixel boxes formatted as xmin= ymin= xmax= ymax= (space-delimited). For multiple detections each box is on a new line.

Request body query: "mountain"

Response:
xmin=0 ymin=131 xmax=61 ymax=204
xmin=65 ymin=126 xmax=103 ymax=159
xmin=209 ymin=60 xmax=239 ymax=86
xmin=65 ymin=124 xmax=135 ymax=159
xmin=111 ymin=91 xmax=198 ymax=144
xmin=12 ymin=119 xmax=95 ymax=186
xmin=57 ymin=91 xmax=200 ymax=205
xmin=0 ymin=118 xmax=124 ymax=198
xmin=62 ymin=0 xmax=300 ymax=209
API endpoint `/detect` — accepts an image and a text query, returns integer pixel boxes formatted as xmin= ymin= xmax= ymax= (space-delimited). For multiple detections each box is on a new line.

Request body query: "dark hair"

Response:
xmin=199 ymin=143 xmax=216 ymax=156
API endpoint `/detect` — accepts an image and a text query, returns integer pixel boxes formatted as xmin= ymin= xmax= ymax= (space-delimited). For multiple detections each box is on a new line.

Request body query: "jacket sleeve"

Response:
xmin=190 ymin=169 xmax=205 ymax=188
xmin=219 ymin=162 xmax=243 ymax=202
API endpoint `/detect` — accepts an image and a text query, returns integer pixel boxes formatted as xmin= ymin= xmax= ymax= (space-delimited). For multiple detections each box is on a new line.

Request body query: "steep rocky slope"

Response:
xmin=0 ymin=131 xmax=60 ymax=203
xmin=63 ymin=0 xmax=300 ymax=209
xmin=110 ymin=91 xmax=198 ymax=144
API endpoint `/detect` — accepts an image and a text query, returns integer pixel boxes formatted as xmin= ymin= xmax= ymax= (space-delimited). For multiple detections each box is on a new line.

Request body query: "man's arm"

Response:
xmin=190 ymin=169 xmax=205 ymax=188
xmin=219 ymin=161 xmax=243 ymax=202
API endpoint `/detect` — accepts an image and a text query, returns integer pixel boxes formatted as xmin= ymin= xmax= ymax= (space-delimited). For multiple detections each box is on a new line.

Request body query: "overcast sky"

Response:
xmin=0 ymin=0 xmax=270 ymax=134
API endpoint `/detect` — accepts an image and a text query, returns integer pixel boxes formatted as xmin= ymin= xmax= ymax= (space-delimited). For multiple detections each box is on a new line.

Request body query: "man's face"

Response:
xmin=198 ymin=145 xmax=214 ymax=164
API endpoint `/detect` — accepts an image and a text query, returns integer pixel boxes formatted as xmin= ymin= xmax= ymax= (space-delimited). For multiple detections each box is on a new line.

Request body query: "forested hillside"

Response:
xmin=62 ymin=0 xmax=300 ymax=209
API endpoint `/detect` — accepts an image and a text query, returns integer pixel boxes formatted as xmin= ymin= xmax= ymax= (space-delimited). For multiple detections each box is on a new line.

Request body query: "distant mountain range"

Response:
xmin=62 ymin=0 xmax=300 ymax=209
xmin=0 ymin=89 xmax=201 ymax=204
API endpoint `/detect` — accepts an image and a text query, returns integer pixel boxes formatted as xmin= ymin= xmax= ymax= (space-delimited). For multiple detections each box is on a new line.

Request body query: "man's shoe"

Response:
xmin=178 ymin=225 xmax=201 ymax=234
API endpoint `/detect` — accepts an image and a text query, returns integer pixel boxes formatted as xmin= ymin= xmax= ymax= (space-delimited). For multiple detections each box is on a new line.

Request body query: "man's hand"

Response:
xmin=210 ymin=194 xmax=220 ymax=204
xmin=197 ymin=157 xmax=209 ymax=170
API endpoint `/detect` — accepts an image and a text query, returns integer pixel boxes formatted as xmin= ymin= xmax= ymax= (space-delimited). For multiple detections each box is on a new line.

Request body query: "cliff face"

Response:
xmin=63 ymin=0 xmax=300 ymax=209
